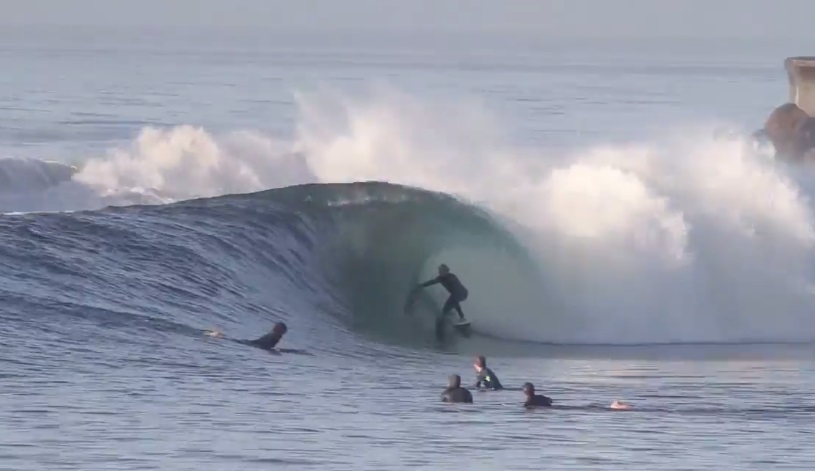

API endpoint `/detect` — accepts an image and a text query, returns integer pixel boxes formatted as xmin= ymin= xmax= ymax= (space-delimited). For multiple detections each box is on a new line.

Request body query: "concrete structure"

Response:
xmin=786 ymin=56 xmax=815 ymax=116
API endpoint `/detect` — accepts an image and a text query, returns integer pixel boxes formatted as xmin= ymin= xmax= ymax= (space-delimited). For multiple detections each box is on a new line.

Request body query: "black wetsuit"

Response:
xmin=524 ymin=394 xmax=553 ymax=408
xmin=442 ymin=386 xmax=474 ymax=403
xmin=421 ymin=273 xmax=469 ymax=320
xmin=475 ymin=367 xmax=503 ymax=390
xmin=249 ymin=332 xmax=282 ymax=350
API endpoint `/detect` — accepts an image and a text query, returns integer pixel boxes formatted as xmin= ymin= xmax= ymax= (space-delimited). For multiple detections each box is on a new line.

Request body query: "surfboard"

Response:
xmin=277 ymin=348 xmax=313 ymax=356
xmin=250 ymin=345 xmax=313 ymax=356
xmin=435 ymin=318 xmax=472 ymax=340
xmin=205 ymin=330 xmax=309 ymax=354
xmin=453 ymin=320 xmax=472 ymax=338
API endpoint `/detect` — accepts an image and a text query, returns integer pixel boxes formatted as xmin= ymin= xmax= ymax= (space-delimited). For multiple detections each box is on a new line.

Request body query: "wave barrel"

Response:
xmin=786 ymin=56 xmax=815 ymax=116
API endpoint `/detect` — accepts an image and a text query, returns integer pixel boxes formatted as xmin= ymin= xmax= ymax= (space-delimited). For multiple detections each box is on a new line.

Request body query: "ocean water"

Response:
xmin=3 ymin=26 xmax=815 ymax=470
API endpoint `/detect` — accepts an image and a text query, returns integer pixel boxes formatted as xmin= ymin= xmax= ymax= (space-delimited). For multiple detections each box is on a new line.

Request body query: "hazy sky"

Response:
xmin=1 ymin=0 xmax=814 ymax=40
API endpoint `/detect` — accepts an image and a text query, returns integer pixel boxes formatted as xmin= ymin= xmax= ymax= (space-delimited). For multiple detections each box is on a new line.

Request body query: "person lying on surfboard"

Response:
xmin=205 ymin=321 xmax=289 ymax=351
xmin=412 ymin=263 xmax=469 ymax=324
xmin=248 ymin=322 xmax=288 ymax=350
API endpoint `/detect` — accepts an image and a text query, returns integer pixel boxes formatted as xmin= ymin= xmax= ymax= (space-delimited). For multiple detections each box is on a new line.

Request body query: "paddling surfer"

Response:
xmin=248 ymin=322 xmax=288 ymax=350
xmin=205 ymin=321 xmax=290 ymax=352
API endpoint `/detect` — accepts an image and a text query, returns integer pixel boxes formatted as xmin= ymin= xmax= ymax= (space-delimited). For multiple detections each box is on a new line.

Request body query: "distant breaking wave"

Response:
xmin=0 ymin=157 xmax=77 ymax=193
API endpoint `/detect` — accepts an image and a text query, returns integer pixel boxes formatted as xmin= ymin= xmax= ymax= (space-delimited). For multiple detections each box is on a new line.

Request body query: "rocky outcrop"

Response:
xmin=760 ymin=102 xmax=815 ymax=160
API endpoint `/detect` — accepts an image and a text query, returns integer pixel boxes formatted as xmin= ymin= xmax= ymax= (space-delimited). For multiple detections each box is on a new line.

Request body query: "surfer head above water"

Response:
xmin=474 ymin=355 xmax=503 ymax=390
xmin=522 ymin=382 xmax=553 ymax=408
xmin=249 ymin=322 xmax=288 ymax=350
xmin=441 ymin=374 xmax=473 ymax=403
xmin=414 ymin=264 xmax=469 ymax=322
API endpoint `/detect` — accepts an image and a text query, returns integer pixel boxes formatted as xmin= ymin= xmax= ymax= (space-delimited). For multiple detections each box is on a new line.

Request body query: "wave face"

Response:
xmin=6 ymin=88 xmax=815 ymax=346
xmin=0 ymin=182 xmax=537 ymax=350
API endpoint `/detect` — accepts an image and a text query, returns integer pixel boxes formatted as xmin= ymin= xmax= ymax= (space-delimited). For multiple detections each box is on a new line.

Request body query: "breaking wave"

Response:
xmin=4 ymin=87 xmax=815 ymax=346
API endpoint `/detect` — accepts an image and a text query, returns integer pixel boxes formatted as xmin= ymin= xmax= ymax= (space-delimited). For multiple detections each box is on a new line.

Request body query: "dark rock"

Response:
xmin=762 ymin=102 xmax=815 ymax=160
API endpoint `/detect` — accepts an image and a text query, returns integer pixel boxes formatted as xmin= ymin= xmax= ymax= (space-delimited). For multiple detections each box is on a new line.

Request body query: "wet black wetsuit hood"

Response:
xmin=522 ymin=382 xmax=552 ymax=407
xmin=442 ymin=374 xmax=473 ymax=403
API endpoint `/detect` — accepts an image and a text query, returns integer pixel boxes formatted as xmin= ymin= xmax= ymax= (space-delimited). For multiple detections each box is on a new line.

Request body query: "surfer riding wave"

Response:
xmin=410 ymin=264 xmax=469 ymax=325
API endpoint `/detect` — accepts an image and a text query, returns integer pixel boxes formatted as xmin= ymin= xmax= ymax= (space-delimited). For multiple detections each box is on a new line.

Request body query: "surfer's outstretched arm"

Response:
xmin=406 ymin=277 xmax=440 ymax=313
xmin=416 ymin=276 xmax=441 ymax=289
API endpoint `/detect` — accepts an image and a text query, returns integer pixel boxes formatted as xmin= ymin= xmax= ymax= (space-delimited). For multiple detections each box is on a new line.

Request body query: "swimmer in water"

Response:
xmin=413 ymin=264 xmax=469 ymax=324
xmin=248 ymin=322 xmax=288 ymax=350
xmin=442 ymin=374 xmax=473 ymax=403
xmin=474 ymin=355 xmax=503 ymax=391
xmin=522 ymin=382 xmax=553 ymax=408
